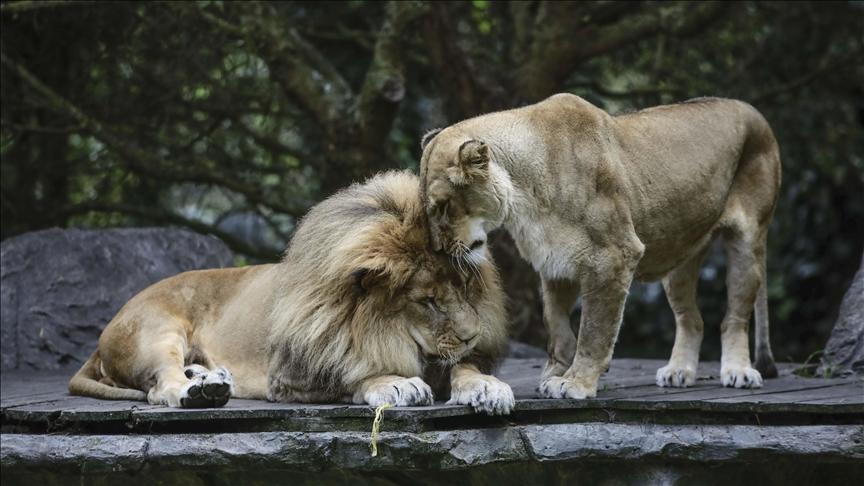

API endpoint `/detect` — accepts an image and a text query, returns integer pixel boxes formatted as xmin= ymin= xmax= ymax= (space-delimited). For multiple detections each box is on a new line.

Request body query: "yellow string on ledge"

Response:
xmin=369 ymin=402 xmax=393 ymax=457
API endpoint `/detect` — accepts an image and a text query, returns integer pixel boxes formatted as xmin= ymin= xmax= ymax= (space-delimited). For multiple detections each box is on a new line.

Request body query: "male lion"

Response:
xmin=69 ymin=171 xmax=515 ymax=414
xmin=420 ymin=94 xmax=781 ymax=400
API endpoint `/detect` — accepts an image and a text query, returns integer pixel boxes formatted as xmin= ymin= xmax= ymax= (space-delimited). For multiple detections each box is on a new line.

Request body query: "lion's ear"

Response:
xmin=458 ymin=140 xmax=489 ymax=171
xmin=421 ymin=128 xmax=442 ymax=152
xmin=351 ymin=268 xmax=384 ymax=293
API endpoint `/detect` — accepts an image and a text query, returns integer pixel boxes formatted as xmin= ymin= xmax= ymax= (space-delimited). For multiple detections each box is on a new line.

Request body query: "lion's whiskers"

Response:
xmin=467 ymin=254 xmax=487 ymax=290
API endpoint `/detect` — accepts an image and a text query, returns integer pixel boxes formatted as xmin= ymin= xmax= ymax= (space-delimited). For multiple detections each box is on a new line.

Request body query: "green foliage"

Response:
xmin=1 ymin=1 xmax=861 ymax=360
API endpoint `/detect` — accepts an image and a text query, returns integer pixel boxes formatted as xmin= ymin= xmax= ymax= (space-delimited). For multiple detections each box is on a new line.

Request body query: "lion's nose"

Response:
xmin=430 ymin=232 xmax=443 ymax=252
xmin=458 ymin=333 xmax=478 ymax=344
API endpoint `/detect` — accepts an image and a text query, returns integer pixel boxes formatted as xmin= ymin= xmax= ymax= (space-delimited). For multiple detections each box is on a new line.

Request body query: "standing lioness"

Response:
xmin=70 ymin=171 xmax=514 ymax=414
xmin=420 ymin=94 xmax=781 ymax=399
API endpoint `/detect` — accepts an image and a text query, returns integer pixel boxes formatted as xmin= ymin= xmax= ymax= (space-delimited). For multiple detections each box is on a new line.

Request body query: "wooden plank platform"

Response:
xmin=2 ymin=359 xmax=863 ymax=483
xmin=2 ymin=358 xmax=862 ymax=434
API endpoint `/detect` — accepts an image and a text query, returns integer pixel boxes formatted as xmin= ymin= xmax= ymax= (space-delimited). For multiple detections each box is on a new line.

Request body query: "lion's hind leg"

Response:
xmin=176 ymin=364 xmax=234 ymax=408
xmin=656 ymin=245 xmax=710 ymax=388
xmin=142 ymin=318 xmax=234 ymax=408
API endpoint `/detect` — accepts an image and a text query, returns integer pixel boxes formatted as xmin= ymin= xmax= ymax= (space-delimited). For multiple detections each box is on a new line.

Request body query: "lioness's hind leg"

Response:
xmin=656 ymin=246 xmax=710 ymax=388
xmin=719 ymin=231 xmax=765 ymax=389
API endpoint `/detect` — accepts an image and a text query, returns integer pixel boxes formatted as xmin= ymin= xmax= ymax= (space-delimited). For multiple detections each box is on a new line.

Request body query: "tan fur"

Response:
xmin=70 ymin=171 xmax=513 ymax=413
xmin=420 ymin=94 xmax=781 ymax=399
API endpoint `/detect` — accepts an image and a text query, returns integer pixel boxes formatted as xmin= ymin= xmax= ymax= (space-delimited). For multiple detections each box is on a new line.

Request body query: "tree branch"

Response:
xmin=0 ymin=0 xmax=94 ymax=15
xmin=356 ymin=1 xmax=428 ymax=145
xmin=1 ymin=50 xmax=307 ymax=217
xmin=569 ymin=80 xmax=683 ymax=100
xmin=422 ymin=2 xmax=499 ymax=119
xmin=197 ymin=3 xmax=353 ymax=133
xmin=0 ymin=121 xmax=85 ymax=134
xmin=751 ymin=56 xmax=862 ymax=105
xmin=517 ymin=1 xmax=731 ymax=101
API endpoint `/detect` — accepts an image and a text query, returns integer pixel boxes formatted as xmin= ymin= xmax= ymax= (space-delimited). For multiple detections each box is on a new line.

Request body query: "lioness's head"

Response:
xmin=419 ymin=128 xmax=505 ymax=265
xmin=276 ymin=171 xmax=506 ymax=385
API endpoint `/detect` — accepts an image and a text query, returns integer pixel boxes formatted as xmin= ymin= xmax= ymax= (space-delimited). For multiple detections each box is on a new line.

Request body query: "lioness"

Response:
xmin=420 ymin=94 xmax=781 ymax=399
xmin=69 ymin=171 xmax=515 ymax=414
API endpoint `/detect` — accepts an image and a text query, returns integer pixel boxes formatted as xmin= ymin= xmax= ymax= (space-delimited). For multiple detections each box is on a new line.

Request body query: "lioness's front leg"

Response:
xmin=353 ymin=375 xmax=434 ymax=407
xmin=447 ymin=363 xmax=515 ymax=415
xmin=539 ymin=277 xmax=630 ymax=399
xmin=540 ymin=278 xmax=579 ymax=381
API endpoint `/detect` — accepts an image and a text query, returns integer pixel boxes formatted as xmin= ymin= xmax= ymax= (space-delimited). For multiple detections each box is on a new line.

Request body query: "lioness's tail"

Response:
xmin=68 ymin=351 xmax=147 ymax=401
xmin=754 ymin=253 xmax=778 ymax=378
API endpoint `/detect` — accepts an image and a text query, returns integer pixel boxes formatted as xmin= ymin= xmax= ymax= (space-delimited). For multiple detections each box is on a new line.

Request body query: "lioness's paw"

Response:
xmin=538 ymin=376 xmax=596 ymax=399
xmin=656 ymin=364 xmax=696 ymax=388
xmin=179 ymin=367 xmax=234 ymax=408
xmin=447 ymin=375 xmax=515 ymax=415
xmin=721 ymin=366 xmax=763 ymax=389
xmin=364 ymin=377 xmax=433 ymax=407
xmin=540 ymin=359 xmax=569 ymax=381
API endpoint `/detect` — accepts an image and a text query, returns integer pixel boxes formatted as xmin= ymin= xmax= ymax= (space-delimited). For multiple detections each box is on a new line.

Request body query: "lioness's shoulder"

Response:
xmin=522 ymin=93 xmax=610 ymax=129
xmin=536 ymin=93 xmax=600 ymax=112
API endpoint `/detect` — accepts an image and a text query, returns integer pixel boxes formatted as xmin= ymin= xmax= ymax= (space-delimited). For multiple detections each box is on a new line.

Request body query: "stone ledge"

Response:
xmin=3 ymin=424 xmax=863 ymax=474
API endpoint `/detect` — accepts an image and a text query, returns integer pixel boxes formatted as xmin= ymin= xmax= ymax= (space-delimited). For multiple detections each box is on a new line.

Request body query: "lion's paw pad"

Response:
xmin=364 ymin=377 xmax=433 ymax=407
xmin=721 ymin=366 xmax=763 ymax=389
xmin=179 ymin=367 xmax=234 ymax=408
xmin=447 ymin=377 xmax=515 ymax=415
xmin=656 ymin=365 xmax=696 ymax=388
xmin=538 ymin=376 xmax=596 ymax=399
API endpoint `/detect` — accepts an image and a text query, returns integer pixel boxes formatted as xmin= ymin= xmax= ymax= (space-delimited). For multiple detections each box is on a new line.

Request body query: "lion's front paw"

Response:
xmin=179 ymin=367 xmax=234 ymax=408
xmin=538 ymin=376 xmax=596 ymax=399
xmin=721 ymin=366 xmax=763 ymax=389
xmin=363 ymin=377 xmax=434 ymax=407
xmin=447 ymin=375 xmax=515 ymax=415
xmin=656 ymin=364 xmax=697 ymax=388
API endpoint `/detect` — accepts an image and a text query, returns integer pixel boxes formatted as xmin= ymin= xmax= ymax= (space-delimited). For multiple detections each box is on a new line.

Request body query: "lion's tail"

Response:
xmin=754 ymin=252 xmax=778 ymax=378
xmin=68 ymin=351 xmax=147 ymax=401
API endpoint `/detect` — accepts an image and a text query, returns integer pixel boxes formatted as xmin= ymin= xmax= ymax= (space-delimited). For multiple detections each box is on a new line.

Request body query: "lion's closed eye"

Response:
xmin=426 ymin=297 xmax=443 ymax=312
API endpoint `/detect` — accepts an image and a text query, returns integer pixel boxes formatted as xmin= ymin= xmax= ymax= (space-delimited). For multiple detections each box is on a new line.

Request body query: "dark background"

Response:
xmin=2 ymin=1 xmax=862 ymax=362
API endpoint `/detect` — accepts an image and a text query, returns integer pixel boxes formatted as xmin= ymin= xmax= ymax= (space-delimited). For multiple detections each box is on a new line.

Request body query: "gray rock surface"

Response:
xmin=1 ymin=228 xmax=234 ymax=371
xmin=506 ymin=340 xmax=547 ymax=359
xmin=2 ymin=424 xmax=862 ymax=474
xmin=819 ymin=252 xmax=864 ymax=377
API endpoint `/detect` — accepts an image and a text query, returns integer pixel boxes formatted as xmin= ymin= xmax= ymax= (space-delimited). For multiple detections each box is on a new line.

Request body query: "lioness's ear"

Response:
xmin=421 ymin=128 xmax=442 ymax=152
xmin=458 ymin=140 xmax=489 ymax=170
xmin=451 ymin=140 xmax=489 ymax=184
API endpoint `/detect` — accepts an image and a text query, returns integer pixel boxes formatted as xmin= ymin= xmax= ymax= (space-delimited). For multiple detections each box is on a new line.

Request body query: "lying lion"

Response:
xmin=69 ymin=171 xmax=515 ymax=414
xmin=420 ymin=94 xmax=781 ymax=400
